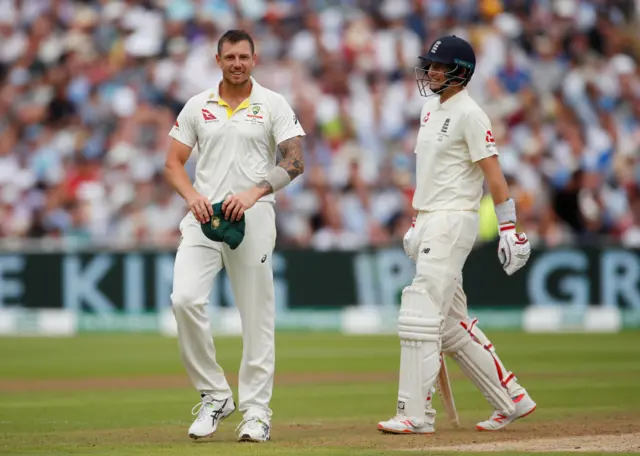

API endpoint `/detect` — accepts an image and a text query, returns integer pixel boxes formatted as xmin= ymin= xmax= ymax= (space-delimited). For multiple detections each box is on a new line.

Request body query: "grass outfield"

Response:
xmin=0 ymin=332 xmax=639 ymax=455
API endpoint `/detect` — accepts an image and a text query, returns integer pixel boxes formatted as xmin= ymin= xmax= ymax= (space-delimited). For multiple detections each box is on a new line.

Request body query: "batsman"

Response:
xmin=378 ymin=35 xmax=536 ymax=434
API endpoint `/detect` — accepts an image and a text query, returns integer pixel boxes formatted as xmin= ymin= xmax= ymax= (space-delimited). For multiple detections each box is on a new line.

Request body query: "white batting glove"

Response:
xmin=403 ymin=217 xmax=417 ymax=263
xmin=497 ymin=222 xmax=531 ymax=276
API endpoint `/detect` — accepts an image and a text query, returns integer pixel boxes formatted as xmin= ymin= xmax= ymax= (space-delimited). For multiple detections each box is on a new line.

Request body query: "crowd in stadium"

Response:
xmin=1 ymin=0 xmax=639 ymax=250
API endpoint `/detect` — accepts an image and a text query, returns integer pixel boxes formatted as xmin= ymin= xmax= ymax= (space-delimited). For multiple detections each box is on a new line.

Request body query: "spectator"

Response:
xmin=0 ymin=0 xmax=638 ymax=250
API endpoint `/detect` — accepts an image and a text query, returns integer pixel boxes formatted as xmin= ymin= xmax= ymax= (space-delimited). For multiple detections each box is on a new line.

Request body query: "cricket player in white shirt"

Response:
xmin=164 ymin=30 xmax=305 ymax=443
xmin=378 ymin=35 xmax=536 ymax=434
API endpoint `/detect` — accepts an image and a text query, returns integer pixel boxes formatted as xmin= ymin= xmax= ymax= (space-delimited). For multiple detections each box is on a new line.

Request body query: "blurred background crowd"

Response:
xmin=1 ymin=0 xmax=640 ymax=250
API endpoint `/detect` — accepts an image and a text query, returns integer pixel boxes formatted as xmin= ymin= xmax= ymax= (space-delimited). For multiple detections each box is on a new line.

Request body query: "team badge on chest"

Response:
xmin=438 ymin=117 xmax=451 ymax=142
xmin=245 ymin=105 xmax=265 ymax=125
xmin=247 ymin=105 xmax=263 ymax=119
xmin=441 ymin=118 xmax=450 ymax=133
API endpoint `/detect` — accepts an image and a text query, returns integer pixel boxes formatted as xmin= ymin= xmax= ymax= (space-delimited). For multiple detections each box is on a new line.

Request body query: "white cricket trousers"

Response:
xmin=171 ymin=202 xmax=277 ymax=418
xmin=411 ymin=210 xmax=478 ymax=316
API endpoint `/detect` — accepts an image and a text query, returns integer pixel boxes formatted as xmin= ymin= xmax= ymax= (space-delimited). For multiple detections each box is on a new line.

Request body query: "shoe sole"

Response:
xmin=238 ymin=434 xmax=270 ymax=442
xmin=475 ymin=404 xmax=537 ymax=432
xmin=377 ymin=425 xmax=434 ymax=435
xmin=189 ymin=407 xmax=236 ymax=440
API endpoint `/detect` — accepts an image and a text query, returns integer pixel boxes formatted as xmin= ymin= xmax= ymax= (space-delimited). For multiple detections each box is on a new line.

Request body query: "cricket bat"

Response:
xmin=437 ymin=354 xmax=460 ymax=428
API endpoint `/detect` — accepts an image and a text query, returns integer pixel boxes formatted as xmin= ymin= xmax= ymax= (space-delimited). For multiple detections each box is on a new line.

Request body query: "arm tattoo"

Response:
xmin=277 ymin=136 xmax=305 ymax=180
xmin=257 ymin=179 xmax=274 ymax=196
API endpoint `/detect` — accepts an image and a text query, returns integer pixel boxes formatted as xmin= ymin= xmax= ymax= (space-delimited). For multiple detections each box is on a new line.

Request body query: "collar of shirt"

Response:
xmin=205 ymin=76 xmax=266 ymax=106
xmin=435 ymin=88 xmax=469 ymax=111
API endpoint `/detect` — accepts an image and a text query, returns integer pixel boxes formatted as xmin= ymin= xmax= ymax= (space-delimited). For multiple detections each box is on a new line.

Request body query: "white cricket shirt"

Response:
xmin=168 ymin=77 xmax=305 ymax=205
xmin=412 ymin=88 xmax=498 ymax=212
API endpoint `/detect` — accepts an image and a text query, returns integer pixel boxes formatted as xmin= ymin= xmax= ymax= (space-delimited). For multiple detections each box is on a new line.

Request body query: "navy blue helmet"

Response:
xmin=416 ymin=35 xmax=476 ymax=97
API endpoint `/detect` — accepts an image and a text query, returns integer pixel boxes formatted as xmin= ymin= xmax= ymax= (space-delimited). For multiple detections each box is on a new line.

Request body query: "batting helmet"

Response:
xmin=416 ymin=35 xmax=476 ymax=97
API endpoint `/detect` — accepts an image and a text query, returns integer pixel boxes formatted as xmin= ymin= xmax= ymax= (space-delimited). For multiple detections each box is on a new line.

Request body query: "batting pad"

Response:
xmin=461 ymin=318 xmax=521 ymax=396
xmin=397 ymin=286 xmax=442 ymax=423
xmin=442 ymin=317 xmax=515 ymax=415
xmin=424 ymin=385 xmax=437 ymax=426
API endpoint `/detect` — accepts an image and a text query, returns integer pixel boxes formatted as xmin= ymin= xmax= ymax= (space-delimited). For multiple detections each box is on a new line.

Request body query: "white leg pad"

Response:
xmin=442 ymin=316 xmax=515 ymax=415
xmin=397 ymin=286 xmax=442 ymax=424
xmin=424 ymin=385 xmax=436 ymax=426
xmin=461 ymin=318 xmax=523 ymax=396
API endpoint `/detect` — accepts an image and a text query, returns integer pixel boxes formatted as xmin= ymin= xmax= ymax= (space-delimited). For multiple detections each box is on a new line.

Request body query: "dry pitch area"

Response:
xmin=0 ymin=332 xmax=638 ymax=455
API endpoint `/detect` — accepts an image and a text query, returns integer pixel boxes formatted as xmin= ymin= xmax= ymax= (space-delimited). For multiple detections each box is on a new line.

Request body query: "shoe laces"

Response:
xmin=235 ymin=417 xmax=268 ymax=434
xmin=390 ymin=414 xmax=424 ymax=427
xmin=191 ymin=398 xmax=228 ymax=422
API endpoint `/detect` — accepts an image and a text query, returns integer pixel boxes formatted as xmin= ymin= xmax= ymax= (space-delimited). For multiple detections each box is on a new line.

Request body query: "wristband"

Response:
xmin=265 ymin=166 xmax=291 ymax=192
xmin=495 ymin=198 xmax=516 ymax=225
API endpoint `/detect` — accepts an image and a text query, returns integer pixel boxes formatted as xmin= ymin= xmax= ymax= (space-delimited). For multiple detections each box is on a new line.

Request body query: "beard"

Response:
xmin=429 ymin=80 xmax=445 ymax=91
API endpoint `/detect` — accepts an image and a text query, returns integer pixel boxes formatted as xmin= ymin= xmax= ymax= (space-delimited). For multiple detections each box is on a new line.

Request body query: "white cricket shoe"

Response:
xmin=476 ymin=392 xmax=537 ymax=431
xmin=377 ymin=415 xmax=435 ymax=434
xmin=236 ymin=414 xmax=271 ymax=442
xmin=188 ymin=395 xmax=236 ymax=440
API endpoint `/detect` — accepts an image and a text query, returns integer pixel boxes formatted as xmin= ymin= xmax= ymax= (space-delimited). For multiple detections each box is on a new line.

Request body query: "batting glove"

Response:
xmin=403 ymin=217 xmax=417 ymax=263
xmin=497 ymin=222 xmax=531 ymax=276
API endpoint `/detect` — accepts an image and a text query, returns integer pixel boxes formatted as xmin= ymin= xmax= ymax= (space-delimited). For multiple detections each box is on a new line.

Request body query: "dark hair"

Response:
xmin=217 ymin=30 xmax=255 ymax=55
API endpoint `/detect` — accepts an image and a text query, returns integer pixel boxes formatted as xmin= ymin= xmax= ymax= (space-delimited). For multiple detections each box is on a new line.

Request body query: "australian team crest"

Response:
xmin=211 ymin=215 xmax=221 ymax=229
xmin=248 ymin=105 xmax=263 ymax=120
